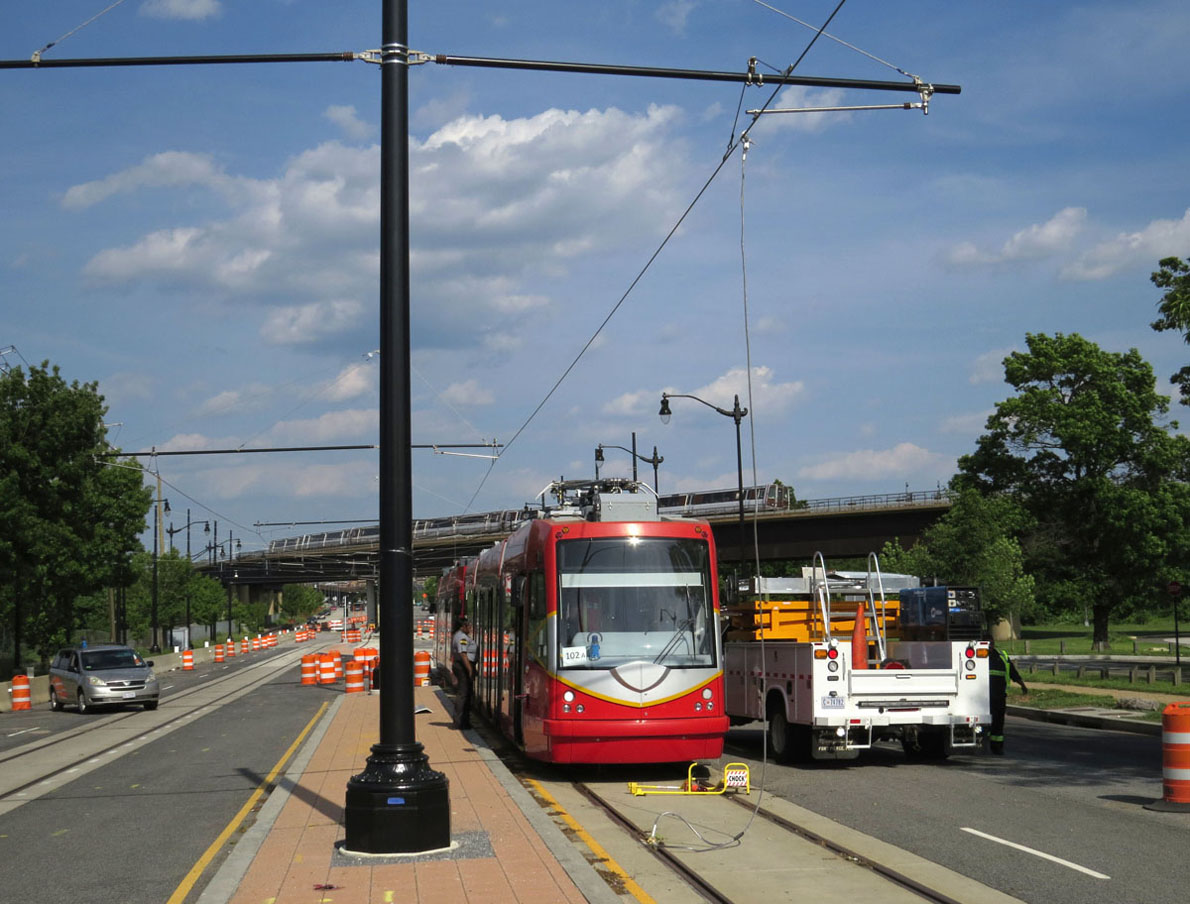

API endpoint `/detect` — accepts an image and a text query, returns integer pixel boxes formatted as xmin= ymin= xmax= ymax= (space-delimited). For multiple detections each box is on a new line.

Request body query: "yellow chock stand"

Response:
xmin=628 ymin=762 xmax=751 ymax=797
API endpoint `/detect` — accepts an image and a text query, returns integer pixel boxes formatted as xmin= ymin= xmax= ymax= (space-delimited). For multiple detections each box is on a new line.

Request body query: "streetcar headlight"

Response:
xmin=562 ymin=704 xmax=571 ymax=713
xmin=702 ymin=688 xmax=713 ymax=700
xmin=576 ymin=704 xmax=584 ymax=714
xmin=695 ymin=703 xmax=702 ymax=711
xmin=563 ymin=690 xmax=575 ymax=702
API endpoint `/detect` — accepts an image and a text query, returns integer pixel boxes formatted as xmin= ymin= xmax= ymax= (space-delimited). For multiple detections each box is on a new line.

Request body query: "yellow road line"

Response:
xmin=525 ymin=778 xmax=658 ymax=904
xmin=166 ymin=701 xmax=331 ymax=904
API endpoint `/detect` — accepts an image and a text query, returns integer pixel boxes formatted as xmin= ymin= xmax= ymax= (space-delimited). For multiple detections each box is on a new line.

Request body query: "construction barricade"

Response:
xmin=413 ymin=650 xmax=431 ymax=686
xmin=344 ymin=660 xmax=365 ymax=694
xmin=1148 ymin=702 xmax=1190 ymax=812
xmin=240 ymin=638 xmax=250 ymax=656
xmin=300 ymin=654 xmax=318 ymax=686
xmin=10 ymin=674 xmax=32 ymax=711
xmin=182 ymin=650 xmax=194 ymax=671
xmin=225 ymin=639 xmax=235 ymax=658
xmin=214 ymin=643 xmax=224 ymax=663
xmin=318 ymin=653 xmax=337 ymax=685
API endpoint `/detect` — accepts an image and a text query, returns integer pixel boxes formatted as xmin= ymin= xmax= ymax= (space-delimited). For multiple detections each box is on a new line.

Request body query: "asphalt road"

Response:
xmin=0 ymin=647 xmax=332 ymax=904
xmin=722 ymin=716 xmax=1187 ymax=904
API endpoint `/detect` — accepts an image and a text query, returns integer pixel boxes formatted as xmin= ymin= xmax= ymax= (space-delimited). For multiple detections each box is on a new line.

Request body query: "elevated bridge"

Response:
xmin=200 ymin=489 xmax=951 ymax=588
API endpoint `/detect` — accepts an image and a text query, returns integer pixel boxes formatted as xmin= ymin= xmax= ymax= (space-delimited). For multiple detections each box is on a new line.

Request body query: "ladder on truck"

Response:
xmin=811 ymin=551 xmax=891 ymax=666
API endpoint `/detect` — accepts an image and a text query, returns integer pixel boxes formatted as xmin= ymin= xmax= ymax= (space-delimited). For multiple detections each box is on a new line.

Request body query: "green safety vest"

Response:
xmin=988 ymin=647 xmax=1010 ymax=679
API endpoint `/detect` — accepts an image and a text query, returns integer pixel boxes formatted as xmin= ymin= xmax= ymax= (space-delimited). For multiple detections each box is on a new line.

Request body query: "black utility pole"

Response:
xmin=344 ymin=0 xmax=450 ymax=855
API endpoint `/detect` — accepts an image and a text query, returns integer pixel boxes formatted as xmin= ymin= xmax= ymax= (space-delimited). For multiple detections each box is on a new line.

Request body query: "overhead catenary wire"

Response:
xmin=31 ymin=0 xmax=131 ymax=62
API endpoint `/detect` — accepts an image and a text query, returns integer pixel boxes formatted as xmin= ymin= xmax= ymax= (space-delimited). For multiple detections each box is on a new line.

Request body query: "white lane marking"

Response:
xmin=6 ymin=728 xmax=39 ymax=738
xmin=961 ymin=828 xmax=1110 ymax=879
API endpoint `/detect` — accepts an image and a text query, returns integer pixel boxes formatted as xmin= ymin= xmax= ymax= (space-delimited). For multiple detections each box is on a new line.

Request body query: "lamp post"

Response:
xmin=167 ymin=510 xmax=210 ymax=649
xmin=150 ymin=496 xmax=170 ymax=653
xmin=214 ymin=534 xmax=241 ymax=641
xmin=595 ymin=431 xmax=663 ymax=492
xmin=659 ymin=392 xmax=749 ymax=559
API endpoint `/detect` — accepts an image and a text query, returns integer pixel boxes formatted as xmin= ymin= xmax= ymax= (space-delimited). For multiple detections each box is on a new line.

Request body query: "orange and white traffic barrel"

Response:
xmin=332 ymin=652 xmax=343 ymax=680
xmin=344 ymin=660 xmax=365 ymax=694
xmin=1148 ymin=702 xmax=1190 ymax=811
xmin=241 ymin=638 xmax=249 ymax=656
xmin=318 ymin=653 xmax=337 ymax=685
xmin=225 ymin=638 xmax=235 ymax=658
xmin=300 ymin=654 xmax=318 ymax=686
xmin=214 ymin=643 xmax=224 ymax=663
xmin=182 ymin=650 xmax=194 ymax=671
xmin=413 ymin=650 xmax=431 ymax=686
xmin=10 ymin=674 xmax=32 ymax=711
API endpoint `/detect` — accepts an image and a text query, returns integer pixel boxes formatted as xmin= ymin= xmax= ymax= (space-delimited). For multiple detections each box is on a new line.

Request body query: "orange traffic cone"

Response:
xmin=851 ymin=604 xmax=868 ymax=670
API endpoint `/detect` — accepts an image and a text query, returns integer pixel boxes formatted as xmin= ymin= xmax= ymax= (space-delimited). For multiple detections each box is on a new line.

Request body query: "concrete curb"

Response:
xmin=1008 ymin=704 xmax=1162 ymax=736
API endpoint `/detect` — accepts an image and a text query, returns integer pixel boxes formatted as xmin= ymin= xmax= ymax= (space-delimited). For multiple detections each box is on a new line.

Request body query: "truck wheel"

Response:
xmin=767 ymin=711 xmax=809 ymax=763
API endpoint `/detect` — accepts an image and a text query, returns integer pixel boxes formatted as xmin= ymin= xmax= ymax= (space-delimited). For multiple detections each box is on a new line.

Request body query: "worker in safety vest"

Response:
xmin=987 ymin=640 xmax=1028 ymax=755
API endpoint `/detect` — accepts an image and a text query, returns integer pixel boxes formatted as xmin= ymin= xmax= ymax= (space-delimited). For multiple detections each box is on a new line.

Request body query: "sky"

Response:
xmin=3 ymin=1 xmax=1189 ymax=556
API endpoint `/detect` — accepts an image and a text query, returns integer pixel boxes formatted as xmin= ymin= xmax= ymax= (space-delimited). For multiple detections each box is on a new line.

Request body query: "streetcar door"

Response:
xmin=509 ymin=575 xmax=526 ymax=746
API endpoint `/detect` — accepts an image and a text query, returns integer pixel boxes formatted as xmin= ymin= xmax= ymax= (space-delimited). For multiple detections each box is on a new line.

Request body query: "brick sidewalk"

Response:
xmin=223 ymin=688 xmax=589 ymax=904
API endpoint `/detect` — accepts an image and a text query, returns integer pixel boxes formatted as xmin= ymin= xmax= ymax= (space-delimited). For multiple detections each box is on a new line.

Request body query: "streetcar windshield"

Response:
xmin=556 ymin=537 xmax=715 ymax=670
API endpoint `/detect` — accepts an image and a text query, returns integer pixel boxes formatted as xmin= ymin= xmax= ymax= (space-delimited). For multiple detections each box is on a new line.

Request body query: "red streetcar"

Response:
xmin=434 ymin=479 xmax=728 ymax=764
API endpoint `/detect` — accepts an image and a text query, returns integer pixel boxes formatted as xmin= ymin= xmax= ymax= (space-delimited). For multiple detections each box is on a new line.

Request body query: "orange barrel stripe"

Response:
xmin=10 ymin=674 xmax=32 ymax=711
xmin=182 ymin=650 xmax=194 ymax=671
xmin=332 ymin=652 xmax=343 ymax=680
xmin=413 ymin=650 xmax=431 ymax=686
xmin=1162 ymin=702 xmax=1190 ymax=805
xmin=318 ymin=653 xmax=337 ymax=684
xmin=344 ymin=660 xmax=365 ymax=694
xmin=300 ymin=654 xmax=318 ymax=685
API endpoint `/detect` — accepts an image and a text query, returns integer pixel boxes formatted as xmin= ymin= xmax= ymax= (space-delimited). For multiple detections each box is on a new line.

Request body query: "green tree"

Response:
xmin=956 ymin=333 xmax=1190 ymax=642
xmin=1151 ymin=255 xmax=1190 ymax=404
xmin=880 ymin=488 xmax=1036 ymax=631
xmin=280 ymin=583 xmax=323 ymax=623
xmin=0 ymin=362 xmax=151 ymax=665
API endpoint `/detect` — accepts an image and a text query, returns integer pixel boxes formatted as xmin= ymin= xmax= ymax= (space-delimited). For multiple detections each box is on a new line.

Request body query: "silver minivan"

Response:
xmin=49 ymin=644 xmax=159 ymax=713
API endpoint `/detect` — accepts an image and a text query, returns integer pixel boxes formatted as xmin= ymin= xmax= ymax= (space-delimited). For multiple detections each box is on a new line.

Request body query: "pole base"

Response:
xmin=344 ymin=742 xmax=450 ymax=854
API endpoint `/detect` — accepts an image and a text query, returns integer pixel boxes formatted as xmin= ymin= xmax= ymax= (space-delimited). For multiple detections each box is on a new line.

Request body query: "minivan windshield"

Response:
xmin=82 ymin=649 xmax=145 ymax=671
xmin=556 ymin=536 xmax=715 ymax=670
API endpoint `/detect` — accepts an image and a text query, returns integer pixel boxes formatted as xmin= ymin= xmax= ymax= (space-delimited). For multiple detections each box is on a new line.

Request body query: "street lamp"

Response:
xmin=151 ymin=497 xmax=170 ymax=653
xmin=166 ymin=509 xmax=210 ymax=649
xmin=595 ymin=431 xmax=663 ymax=492
xmin=659 ymin=391 xmax=749 ymax=559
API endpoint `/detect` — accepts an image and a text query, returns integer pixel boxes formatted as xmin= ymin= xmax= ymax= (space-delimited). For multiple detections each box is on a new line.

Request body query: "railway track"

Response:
xmin=0 ymin=643 xmax=310 ymax=806
xmin=471 ymin=718 xmax=974 ymax=904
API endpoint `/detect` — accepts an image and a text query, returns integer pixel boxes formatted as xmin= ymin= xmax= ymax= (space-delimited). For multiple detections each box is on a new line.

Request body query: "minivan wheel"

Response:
xmin=77 ymin=691 xmax=89 ymax=714
xmin=50 ymin=688 xmax=62 ymax=711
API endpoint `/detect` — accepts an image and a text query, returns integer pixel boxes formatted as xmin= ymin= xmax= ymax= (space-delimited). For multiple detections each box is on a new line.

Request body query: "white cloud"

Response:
xmin=969 ymin=347 xmax=1013 ymax=384
xmin=267 ymin=408 xmax=377 ymax=444
xmin=657 ymin=0 xmax=698 ymax=34
xmin=940 ymin=411 xmax=992 ymax=436
xmin=193 ymin=384 xmax=274 ymax=417
xmin=140 ymin=0 xmax=221 ymax=21
xmin=759 ymin=86 xmax=853 ymax=133
xmin=62 ymin=151 xmax=231 ymax=209
xmin=319 ymin=363 xmax=377 ymax=403
xmin=797 ymin=442 xmax=943 ymax=480
xmin=199 ymin=459 xmax=376 ymax=500
xmin=681 ymin=366 xmax=805 ymax=415
xmin=947 ymin=207 xmax=1086 ymax=267
xmin=100 ymin=371 xmax=155 ymax=405
xmin=324 ymin=105 xmax=374 ymax=141
xmin=77 ymin=105 xmax=690 ymax=350
xmin=1062 ymin=208 xmax=1190 ymax=280
xmin=260 ymin=299 xmax=365 ymax=345
xmin=440 ymin=380 xmax=494 ymax=406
